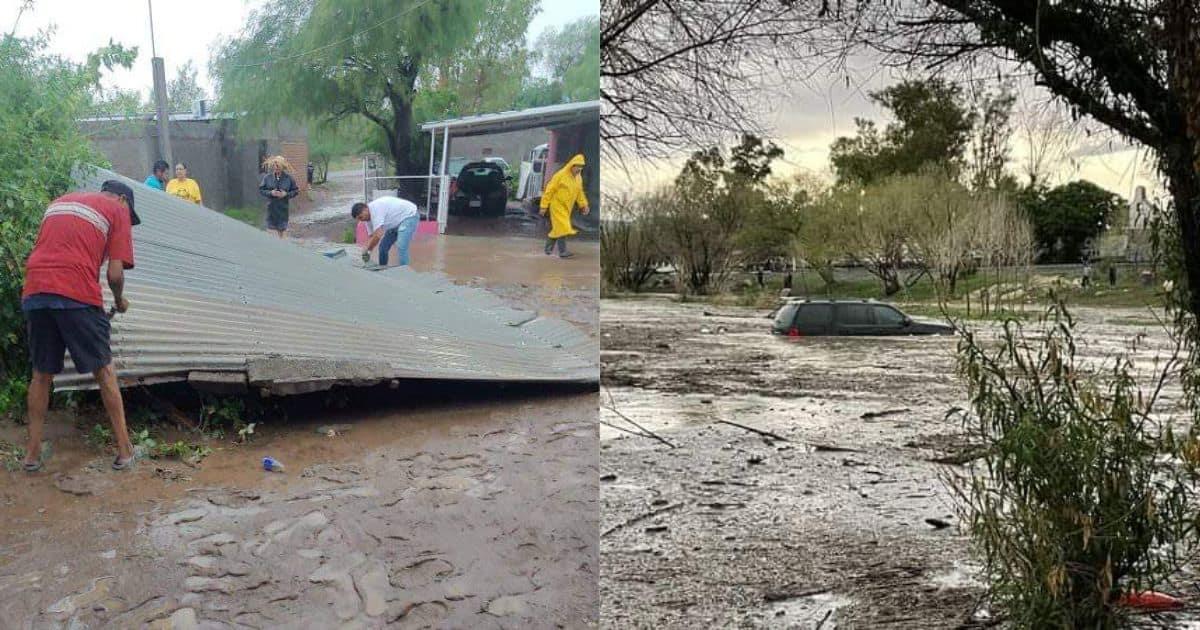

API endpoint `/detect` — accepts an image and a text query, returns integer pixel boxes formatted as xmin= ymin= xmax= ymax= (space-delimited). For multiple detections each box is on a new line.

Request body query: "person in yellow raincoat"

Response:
xmin=166 ymin=163 xmax=203 ymax=205
xmin=539 ymin=154 xmax=589 ymax=258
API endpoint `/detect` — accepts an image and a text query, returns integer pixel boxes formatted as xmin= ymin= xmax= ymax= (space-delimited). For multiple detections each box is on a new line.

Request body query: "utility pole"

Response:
xmin=149 ymin=0 xmax=173 ymax=166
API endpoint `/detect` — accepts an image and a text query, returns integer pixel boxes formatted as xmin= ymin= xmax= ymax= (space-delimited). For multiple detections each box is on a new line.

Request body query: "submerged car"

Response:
xmin=449 ymin=161 xmax=511 ymax=216
xmin=770 ymin=299 xmax=953 ymax=337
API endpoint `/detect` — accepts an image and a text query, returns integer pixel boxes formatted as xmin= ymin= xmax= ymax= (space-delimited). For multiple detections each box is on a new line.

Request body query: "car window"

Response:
xmin=873 ymin=305 xmax=906 ymax=326
xmin=838 ymin=304 xmax=873 ymax=326
xmin=796 ymin=304 xmax=832 ymax=328
xmin=773 ymin=303 xmax=799 ymax=329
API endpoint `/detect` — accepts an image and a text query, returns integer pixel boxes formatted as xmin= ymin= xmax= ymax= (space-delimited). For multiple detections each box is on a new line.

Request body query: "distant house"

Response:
xmin=79 ymin=103 xmax=308 ymax=212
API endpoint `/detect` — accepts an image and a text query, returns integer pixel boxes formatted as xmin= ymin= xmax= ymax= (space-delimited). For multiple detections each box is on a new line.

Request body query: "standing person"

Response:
xmin=539 ymin=154 xmax=589 ymax=259
xmin=166 ymin=163 xmax=202 ymax=205
xmin=259 ymin=156 xmax=300 ymax=239
xmin=1109 ymin=263 xmax=1118 ymax=287
xmin=306 ymin=161 xmax=315 ymax=185
xmin=20 ymin=181 xmax=140 ymax=472
xmin=351 ymin=196 xmax=420 ymax=267
xmin=143 ymin=160 xmax=169 ymax=191
xmin=1082 ymin=261 xmax=1093 ymax=288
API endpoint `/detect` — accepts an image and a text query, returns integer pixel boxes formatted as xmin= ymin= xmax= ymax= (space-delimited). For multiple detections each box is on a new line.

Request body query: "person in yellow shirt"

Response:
xmin=165 ymin=163 xmax=202 ymax=205
xmin=539 ymin=154 xmax=589 ymax=259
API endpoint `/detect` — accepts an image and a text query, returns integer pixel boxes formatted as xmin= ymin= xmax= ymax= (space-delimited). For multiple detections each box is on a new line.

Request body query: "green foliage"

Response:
xmin=830 ymin=79 xmax=975 ymax=186
xmin=167 ymin=60 xmax=206 ymax=113
xmin=601 ymin=196 xmax=664 ymax=293
xmin=223 ymin=206 xmax=264 ymax=227
xmin=85 ymin=423 xmax=114 ymax=450
xmin=1020 ymin=180 xmax=1122 ymax=263
xmin=527 ymin=16 xmax=599 ymax=104
xmin=212 ymin=0 xmax=537 ymax=176
xmin=950 ymin=301 xmax=1200 ymax=627
xmin=342 ymin=227 xmax=357 ymax=244
xmin=0 ymin=34 xmax=132 ymax=416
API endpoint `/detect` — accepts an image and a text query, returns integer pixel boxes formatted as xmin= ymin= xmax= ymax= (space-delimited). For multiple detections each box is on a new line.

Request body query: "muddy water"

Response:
xmin=600 ymin=298 xmax=1189 ymax=628
xmin=0 ymin=234 xmax=599 ymax=628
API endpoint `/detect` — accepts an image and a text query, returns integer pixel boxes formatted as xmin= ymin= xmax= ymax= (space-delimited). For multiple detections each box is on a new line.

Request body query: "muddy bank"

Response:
xmin=599 ymin=298 xmax=1187 ymax=628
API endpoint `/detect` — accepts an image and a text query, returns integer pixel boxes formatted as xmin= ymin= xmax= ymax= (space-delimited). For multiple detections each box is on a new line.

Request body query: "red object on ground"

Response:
xmin=788 ymin=328 xmax=802 ymax=338
xmin=1117 ymin=591 xmax=1184 ymax=610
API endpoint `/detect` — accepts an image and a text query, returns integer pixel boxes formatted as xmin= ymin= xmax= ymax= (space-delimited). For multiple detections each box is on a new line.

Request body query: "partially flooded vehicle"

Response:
xmin=770 ymin=299 xmax=954 ymax=337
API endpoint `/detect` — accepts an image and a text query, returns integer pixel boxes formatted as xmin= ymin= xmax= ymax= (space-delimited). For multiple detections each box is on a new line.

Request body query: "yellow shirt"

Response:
xmin=166 ymin=178 xmax=202 ymax=204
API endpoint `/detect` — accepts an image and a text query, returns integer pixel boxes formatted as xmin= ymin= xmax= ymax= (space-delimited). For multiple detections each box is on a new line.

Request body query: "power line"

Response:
xmin=231 ymin=0 xmax=435 ymax=69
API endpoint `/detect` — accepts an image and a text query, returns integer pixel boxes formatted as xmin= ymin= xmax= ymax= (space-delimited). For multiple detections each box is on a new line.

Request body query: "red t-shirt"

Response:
xmin=22 ymin=192 xmax=135 ymax=307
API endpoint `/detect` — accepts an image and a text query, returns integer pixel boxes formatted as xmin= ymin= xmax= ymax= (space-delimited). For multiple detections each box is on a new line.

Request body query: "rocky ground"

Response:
xmin=0 ymin=194 xmax=600 ymax=629
xmin=599 ymin=297 xmax=1193 ymax=629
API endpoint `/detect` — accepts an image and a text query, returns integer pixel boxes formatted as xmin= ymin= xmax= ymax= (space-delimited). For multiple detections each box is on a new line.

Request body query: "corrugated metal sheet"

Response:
xmin=53 ymin=167 xmax=598 ymax=392
xmin=419 ymin=101 xmax=599 ymax=137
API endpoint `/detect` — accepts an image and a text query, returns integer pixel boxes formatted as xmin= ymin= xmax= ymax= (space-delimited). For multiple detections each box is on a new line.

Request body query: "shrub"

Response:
xmin=950 ymin=301 xmax=1200 ymax=627
xmin=0 ymin=34 xmax=133 ymax=417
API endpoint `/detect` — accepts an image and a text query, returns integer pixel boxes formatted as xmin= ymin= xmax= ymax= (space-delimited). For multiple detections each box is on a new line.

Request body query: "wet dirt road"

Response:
xmin=599 ymin=298 xmax=1186 ymax=629
xmin=0 ymin=232 xmax=600 ymax=628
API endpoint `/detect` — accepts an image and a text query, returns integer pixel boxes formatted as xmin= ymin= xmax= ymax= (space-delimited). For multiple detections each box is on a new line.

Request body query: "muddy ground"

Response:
xmin=0 ymin=186 xmax=600 ymax=629
xmin=599 ymin=297 xmax=1196 ymax=629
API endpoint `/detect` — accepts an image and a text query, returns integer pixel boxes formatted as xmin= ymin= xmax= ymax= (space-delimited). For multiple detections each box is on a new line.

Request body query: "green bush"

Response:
xmin=342 ymin=227 xmax=356 ymax=244
xmin=0 ymin=35 xmax=134 ymax=417
xmin=951 ymin=301 xmax=1200 ymax=627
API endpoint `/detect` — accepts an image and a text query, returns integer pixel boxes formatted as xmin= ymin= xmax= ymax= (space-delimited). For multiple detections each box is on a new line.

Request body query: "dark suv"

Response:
xmin=450 ymin=161 xmax=511 ymax=216
xmin=770 ymin=299 xmax=953 ymax=337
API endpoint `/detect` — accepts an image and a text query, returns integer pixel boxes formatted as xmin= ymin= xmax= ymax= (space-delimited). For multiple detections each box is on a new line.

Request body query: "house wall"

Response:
xmin=546 ymin=121 xmax=600 ymax=228
xmin=79 ymin=118 xmax=308 ymax=212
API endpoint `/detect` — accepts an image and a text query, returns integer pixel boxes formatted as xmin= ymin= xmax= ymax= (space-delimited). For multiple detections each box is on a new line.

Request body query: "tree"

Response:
xmin=0 ymin=33 xmax=133 ymax=414
xmin=433 ymin=1 xmax=537 ymax=115
xmin=600 ymin=194 xmax=663 ymax=293
xmin=967 ymin=84 xmax=1017 ymax=191
xmin=1015 ymin=99 xmax=1081 ymax=189
xmin=1019 ymin=180 xmax=1122 ymax=264
xmin=833 ymin=0 xmax=1200 ymax=321
xmin=532 ymin=16 xmax=599 ymax=103
xmin=840 ymin=176 xmax=928 ymax=296
xmin=212 ymin=0 xmax=535 ymax=176
xmin=601 ymin=0 xmax=823 ymax=159
xmin=795 ymin=193 xmax=850 ymax=288
xmin=167 ymin=60 xmax=206 ymax=113
xmin=829 ymin=79 xmax=975 ymax=185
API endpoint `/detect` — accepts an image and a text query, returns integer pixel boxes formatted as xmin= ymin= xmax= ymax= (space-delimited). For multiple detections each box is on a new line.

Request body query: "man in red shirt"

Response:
xmin=20 ymin=180 xmax=141 ymax=472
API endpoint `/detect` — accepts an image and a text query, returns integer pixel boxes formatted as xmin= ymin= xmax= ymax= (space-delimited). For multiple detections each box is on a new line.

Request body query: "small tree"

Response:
xmin=600 ymin=194 xmax=662 ymax=293
xmin=656 ymin=182 xmax=746 ymax=296
xmin=1020 ymin=180 xmax=1122 ymax=263
xmin=840 ymin=177 xmax=927 ymax=296
xmin=950 ymin=302 xmax=1200 ymax=627
xmin=795 ymin=193 xmax=849 ymax=290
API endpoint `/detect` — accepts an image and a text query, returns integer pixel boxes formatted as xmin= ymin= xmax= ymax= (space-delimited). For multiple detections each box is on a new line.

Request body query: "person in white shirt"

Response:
xmin=351 ymin=196 xmax=420 ymax=266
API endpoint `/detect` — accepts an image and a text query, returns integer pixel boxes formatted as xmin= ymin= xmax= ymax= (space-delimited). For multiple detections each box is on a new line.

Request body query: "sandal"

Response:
xmin=23 ymin=460 xmax=42 ymax=473
xmin=21 ymin=442 xmax=50 ymax=473
xmin=112 ymin=453 xmax=136 ymax=471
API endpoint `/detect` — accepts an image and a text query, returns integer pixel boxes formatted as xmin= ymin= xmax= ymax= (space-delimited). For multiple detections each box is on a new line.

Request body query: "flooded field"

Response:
xmin=599 ymin=297 xmax=1189 ymax=628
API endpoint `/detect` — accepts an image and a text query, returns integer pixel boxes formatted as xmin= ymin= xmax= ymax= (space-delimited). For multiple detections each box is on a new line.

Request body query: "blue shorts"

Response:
xmin=25 ymin=306 xmax=112 ymax=374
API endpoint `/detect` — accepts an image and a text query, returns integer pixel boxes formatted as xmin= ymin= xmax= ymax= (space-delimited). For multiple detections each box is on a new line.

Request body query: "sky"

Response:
xmin=1 ymin=0 xmax=598 ymax=98
xmin=607 ymin=55 xmax=1160 ymax=204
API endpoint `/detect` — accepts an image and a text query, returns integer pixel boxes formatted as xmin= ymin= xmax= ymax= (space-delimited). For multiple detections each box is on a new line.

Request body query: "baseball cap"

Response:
xmin=100 ymin=180 xmax=140 ymax=226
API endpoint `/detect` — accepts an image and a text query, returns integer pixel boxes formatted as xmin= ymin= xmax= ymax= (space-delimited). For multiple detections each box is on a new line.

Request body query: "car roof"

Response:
xmin=780 ymin=298 xmax=898 ymax=306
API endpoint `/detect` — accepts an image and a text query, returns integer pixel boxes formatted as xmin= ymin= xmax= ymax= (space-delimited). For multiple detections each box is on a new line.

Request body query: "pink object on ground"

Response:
xmin=1117 ymin=590 xmax=1184 ymax=610
xmin=417 ymin=220 xmax=439 ymax=237
xmin=355 ymin=221 xmax=368 ymax=246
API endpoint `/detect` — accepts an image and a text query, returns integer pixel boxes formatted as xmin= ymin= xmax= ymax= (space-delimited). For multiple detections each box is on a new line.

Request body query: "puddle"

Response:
xmin=764 ymin=592 xmax=853 ymax=628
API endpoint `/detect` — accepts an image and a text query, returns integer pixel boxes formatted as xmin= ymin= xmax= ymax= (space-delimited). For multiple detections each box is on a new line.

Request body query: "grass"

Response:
xmin=341 ymin=227 xmax=356 ymax=244
xmin=223 ymin=206 xmax=265 ymax=228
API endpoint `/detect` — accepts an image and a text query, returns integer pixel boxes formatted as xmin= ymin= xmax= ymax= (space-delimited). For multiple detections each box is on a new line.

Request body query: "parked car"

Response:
xmin=770 ymin=299 xmax=953 ymax=336
xmin=483 ymin=156 xmax=511 ymax=172
xmin=449 ymin=161 xmax=510 ymax=216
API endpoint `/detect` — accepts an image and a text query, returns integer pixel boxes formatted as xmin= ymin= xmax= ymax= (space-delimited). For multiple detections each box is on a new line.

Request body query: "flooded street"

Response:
xmin=0 ymin=186 xmax=600 ymax=628
xmin=599 ymin=297 xmax=1185 ymax=628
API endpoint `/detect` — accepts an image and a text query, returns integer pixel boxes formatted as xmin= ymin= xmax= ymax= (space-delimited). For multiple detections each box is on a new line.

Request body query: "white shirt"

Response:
xmin=368 ymin=196 xmax=419 ymax=233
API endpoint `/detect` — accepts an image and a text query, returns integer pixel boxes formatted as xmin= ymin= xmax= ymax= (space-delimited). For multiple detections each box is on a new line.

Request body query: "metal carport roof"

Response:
xmin=419 ymin=101 xmax=599 ymax=138
xmin=54 ymin=166 xmax=598 ymax=393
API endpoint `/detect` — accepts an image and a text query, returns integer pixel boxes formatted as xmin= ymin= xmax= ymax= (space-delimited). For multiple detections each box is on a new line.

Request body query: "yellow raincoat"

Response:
xmin=540 ymin=154 xmax=588 ymax=239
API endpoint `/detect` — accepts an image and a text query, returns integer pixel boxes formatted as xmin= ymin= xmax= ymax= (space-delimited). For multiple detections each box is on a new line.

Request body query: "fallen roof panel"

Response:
xmin=53 ymin=167 xmax=599 ymax=392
